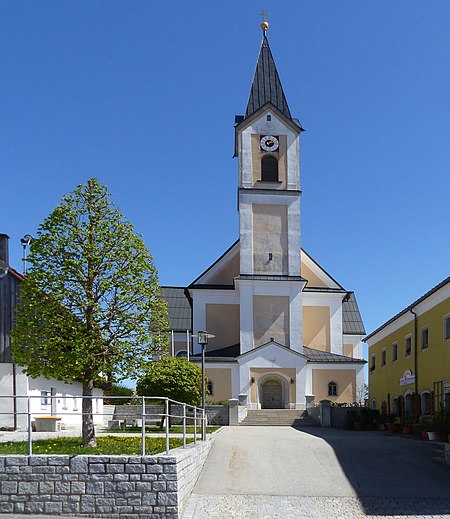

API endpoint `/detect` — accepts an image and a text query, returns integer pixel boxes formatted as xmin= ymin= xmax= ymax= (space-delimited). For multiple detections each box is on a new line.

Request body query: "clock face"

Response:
xmin=260 ymin=135 xmax=279 ymax=152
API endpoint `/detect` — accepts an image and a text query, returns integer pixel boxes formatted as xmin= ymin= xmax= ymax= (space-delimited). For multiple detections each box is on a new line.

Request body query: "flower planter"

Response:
xmin=427 ymin=431 xmax=437 ymax=441
xmin=420 ymin=430 xmax=429 ymax=440
xmin=353 ymin=422 xmax=366 ymax=431
xmin=402 ymin=425 xmax=413 ymax=434
xmin=386 ymin=422 xmax=400 ymax=433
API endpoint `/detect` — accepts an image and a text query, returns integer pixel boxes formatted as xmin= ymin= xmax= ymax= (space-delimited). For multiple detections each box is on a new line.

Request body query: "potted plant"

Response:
xmin=419 ymin=415 xmax=436 ymax=440
xmin=432 ymin=409 xmax=450 ymax=442
xmin=385 ymin=414 xmax=400 ymax=433
xmin=401 ymin=414 xmax=414 ymax=434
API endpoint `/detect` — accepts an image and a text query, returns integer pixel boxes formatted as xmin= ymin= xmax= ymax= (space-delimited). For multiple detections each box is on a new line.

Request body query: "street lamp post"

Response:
xmin=192 ymin=330 xmax=215 ymax=441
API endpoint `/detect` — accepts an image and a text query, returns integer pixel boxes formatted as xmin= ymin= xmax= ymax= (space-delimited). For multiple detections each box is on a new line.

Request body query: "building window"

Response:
xmin=207 ymin=380 xmax=214 ymax=396
xmin=421 ymin=391 xmax=432 ymax=415
xmin=328 ymin=381 xmax=338 ymax=396
xmin=370 ymin=354 xmax=376 ymax=371
xmin=371 ymin=399 xmax=377 ymax=410
xmin=392 ymin=397 xmax=399 ymax=416
xmin=444 ymin=314 xmax=450 ymax=340
xmin=73 ymin=398 xmax=79 ymax=412
xmin=261 ymin=156 xmax=278 ymax=182
xmin=62 ymin=393 xmax=68 ymax=410
xmin=392 ymin=343 xmax=398 ymax=362
xmin=40 ymin=391 xmax=50 ymax=407
xmin=266 ymin=114 xmax=272 ymax=121
xmin=405 ymin=335 xmax=412 ymax=356
xmin=381 ymin=349 xmax=386 ymax=367
xmin=421 ymin=326 xmax=429 ymax=350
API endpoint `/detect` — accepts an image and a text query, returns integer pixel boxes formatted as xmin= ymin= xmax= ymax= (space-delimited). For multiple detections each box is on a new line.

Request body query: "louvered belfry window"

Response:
xmin=261 ymin=155 xmax=278 ymax=182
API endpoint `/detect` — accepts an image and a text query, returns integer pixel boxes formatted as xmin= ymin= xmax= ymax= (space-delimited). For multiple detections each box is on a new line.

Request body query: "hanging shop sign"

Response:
xmin=400 ymin=370 xmax=415 ymax=386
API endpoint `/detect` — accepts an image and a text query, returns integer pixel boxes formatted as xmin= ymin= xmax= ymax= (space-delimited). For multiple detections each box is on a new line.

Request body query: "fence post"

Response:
xmin=320 ymin=399 xmax=332 ymax=427
xmin=27 ymin=396 xmax=32 ymax=455
xmin=165 ymin=398 xmax=170 ymax=454
xmin=182 ymin=403 xmax=186 ymax=448
xmin=141 ymin=396 xmax=146 ymax=456
xmin=202 ymin=408 xmax=206 ymax=441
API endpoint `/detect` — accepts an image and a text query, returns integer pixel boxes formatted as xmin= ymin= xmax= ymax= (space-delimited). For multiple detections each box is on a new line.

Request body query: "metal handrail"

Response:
xmin=0 ymin=395 xmax=206 ymax=455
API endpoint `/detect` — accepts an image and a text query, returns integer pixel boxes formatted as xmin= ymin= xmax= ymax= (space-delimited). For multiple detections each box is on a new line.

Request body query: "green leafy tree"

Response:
xmin=12 ymin=178 xmax=168 ymax=446
xmin=136 ymin=356 xmax=202 ymax=407
xmin=104 ymin=383 xmax=135 ymax=406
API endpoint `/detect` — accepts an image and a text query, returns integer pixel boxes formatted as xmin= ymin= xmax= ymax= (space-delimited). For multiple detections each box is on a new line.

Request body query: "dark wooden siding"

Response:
xmin=0 ymin=273 xmax=20 ymax=363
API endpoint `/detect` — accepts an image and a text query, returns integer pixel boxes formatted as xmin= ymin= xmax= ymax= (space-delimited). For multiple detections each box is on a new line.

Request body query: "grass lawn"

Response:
xmin=0 ymin=435 xmax=193 ymax=455
xmin=108 ymin=425 xmax=220 ymax=434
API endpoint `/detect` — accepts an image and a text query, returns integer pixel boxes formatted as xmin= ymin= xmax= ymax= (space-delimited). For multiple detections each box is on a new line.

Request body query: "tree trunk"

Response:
xmin=82 ymin=380 xmax=96 ymax=447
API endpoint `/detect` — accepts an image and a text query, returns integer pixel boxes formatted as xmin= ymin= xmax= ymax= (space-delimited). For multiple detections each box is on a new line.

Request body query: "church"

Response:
xmin=163 ymin=24 xmax=365 ymax=411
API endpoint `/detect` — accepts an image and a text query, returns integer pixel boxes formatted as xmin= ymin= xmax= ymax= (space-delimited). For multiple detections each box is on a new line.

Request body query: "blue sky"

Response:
xmin=2 ymin=1 xmax=449 ymax=342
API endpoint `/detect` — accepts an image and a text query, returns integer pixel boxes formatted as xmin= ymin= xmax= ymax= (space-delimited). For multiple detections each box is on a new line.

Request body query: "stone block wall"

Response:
xmin=112 ymin=404 xmax=229 ymax=426
xmin=0 ymin=440 xmax=212 ymax=518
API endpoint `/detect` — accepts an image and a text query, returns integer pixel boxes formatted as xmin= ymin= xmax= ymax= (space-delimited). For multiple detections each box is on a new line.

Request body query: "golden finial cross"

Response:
xmin=261 ymin=9 xmax=269 ymax=23
xmin=260 ymin=9 xmax=269 ymax=33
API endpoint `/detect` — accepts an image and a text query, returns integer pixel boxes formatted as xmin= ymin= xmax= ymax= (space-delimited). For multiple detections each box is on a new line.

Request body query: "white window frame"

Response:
xmin=328 ymin=381 xmax=338 ymax=396
xmin=405 ymin=334 xmax=412 ymax=357
xmin=444 ymin=314 xmax=450 ymax=341
xmin=40 ymin=391 xmax=50 ymax=409
xmin=421 ymin=325 xmax=429 ymax=350
xmin=392 ymin=342 xmax=398 ymax=362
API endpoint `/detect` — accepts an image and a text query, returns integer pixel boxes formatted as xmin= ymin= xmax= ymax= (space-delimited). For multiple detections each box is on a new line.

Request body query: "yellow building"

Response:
xmin=365 ymin=276 xmax=450 ymax=417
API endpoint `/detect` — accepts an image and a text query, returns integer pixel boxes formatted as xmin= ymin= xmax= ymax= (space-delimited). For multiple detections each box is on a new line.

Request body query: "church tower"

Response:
xmin=165 ymin=22 xmax=366 ymax=411
xmin=234 ymin=24 xmax=306 ymax=354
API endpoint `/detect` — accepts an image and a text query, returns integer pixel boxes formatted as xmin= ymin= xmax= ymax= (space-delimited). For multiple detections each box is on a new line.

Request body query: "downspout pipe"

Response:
xmin=410 ymin=307 xmax=418 ymax=397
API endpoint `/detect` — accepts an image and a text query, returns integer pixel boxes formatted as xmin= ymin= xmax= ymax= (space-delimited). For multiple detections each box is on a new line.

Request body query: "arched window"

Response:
xmin=328 ymin=381 xmax=338 ymax=396
xmin=261 ymin=156 xmax=278 ymax=182
xmin=392 ymin=397 xmax=399 ymax=416
xmin=421 ymin=391 xmax=431 ymax=415
xmin=207 ymin=380 xmax=214 ymax=396
xmin=371 ymin=399 xmax=377 ymax=410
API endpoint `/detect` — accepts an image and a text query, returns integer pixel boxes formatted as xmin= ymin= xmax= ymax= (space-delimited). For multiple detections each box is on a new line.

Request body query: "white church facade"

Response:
xmin=163 ymin=28 xmax=365 ymax=410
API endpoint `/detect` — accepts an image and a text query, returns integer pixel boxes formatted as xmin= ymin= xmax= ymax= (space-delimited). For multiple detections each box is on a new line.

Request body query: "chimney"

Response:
xmin=0 ymin=234 xmax=9 ymax=265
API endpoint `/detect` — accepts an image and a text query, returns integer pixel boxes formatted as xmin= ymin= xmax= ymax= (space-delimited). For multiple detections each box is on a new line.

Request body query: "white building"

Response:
xmin=0 ymin=233 xmax=103 ymax=429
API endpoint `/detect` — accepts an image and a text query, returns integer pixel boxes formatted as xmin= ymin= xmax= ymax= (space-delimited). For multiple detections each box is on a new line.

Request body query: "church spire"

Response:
xmin=245 ymin=24 xmax=292 ymax=121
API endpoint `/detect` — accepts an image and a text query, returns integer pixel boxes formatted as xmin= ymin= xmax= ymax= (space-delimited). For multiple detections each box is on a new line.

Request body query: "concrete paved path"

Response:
xmin=183 ymin=426 xmax=450 ymax=519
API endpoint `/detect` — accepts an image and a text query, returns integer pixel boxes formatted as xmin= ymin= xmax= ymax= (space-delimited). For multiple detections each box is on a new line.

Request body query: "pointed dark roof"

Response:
xmin=245 ymin=35 xmax=292 ymax=121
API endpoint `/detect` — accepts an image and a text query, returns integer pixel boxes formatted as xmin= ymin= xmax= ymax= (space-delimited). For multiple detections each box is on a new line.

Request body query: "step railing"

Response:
xmin=0 ymin=395 xmax=206 ymax=456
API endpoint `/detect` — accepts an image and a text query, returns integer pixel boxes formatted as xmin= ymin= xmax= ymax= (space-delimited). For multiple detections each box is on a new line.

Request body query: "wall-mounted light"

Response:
xmin=290 ymin=378 xmax=295 ymax=384
xmin=251 ymin=377 xmax=255 ymax=384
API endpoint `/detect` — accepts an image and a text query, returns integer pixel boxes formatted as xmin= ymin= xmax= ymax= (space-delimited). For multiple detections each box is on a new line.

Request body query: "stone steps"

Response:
xmin=240 ymin=410 xmax=319 ymax=427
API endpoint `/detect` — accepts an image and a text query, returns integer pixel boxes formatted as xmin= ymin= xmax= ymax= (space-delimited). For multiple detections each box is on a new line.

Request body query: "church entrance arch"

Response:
xmin=258 ymin=374 xmax=289 ymax=409
xmin=262 ymin=380 xmax=282 ymax=409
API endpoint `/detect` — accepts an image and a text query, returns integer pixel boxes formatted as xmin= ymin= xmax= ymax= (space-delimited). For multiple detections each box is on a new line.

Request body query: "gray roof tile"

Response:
xmin=160 ymin=287 xmax=191 ymax=331
xmin=342 ymin=293 xmax=366 ymax=335
xmin=245 ymin=35 xmax=293 ymax=121
xmin=303 ymin=346 xmax=365 ymax=364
